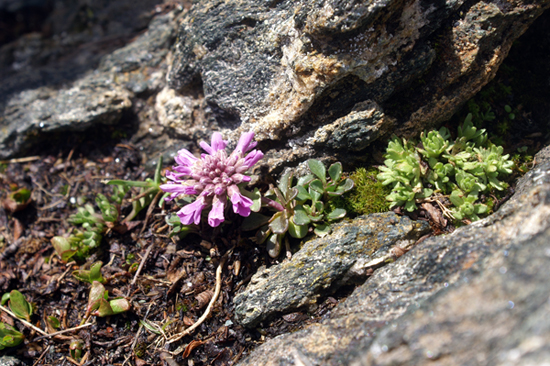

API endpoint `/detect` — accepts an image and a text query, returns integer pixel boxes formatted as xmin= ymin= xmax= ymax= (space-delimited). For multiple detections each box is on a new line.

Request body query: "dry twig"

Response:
xmin=167 ymin=255 xmax=228 ymax=345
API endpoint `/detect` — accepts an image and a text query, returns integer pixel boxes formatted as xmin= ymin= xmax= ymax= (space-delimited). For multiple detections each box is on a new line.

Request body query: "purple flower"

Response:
xmin=161 ymin=131 xmax=263 ymax=227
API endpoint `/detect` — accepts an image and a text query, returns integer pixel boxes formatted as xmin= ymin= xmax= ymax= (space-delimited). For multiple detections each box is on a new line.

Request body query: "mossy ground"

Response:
xmin=330 ymin=167 xmax=391 ymax=217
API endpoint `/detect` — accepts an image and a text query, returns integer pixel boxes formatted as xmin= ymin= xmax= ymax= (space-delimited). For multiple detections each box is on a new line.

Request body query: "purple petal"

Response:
xmin=160 ymin=183 xmax=197 ymax=201
xmin=208 ymin=195 xmax=225 ymax=227
xmin=228 ymin=185 xmax=253 ymax=217
xmin=231 ymin=173 xmax=251 ymax=184
xmin=165 ymin=169 xmax=190 ymax=181
xmin=177 ymin=197 xmax=206 ymax=225
xmin=234 ymin=132 xmax=256 ymax=156
xmin=199 ymin=141 xmax=213 ymax=155
xmin=175 ymin=149 xmax=198 ymax=167
xmin=210 ymin=132 xmax=227 ymax=152
xmin=243 ymin=150 xmax=264 ymax=168
xmin=172 ymin=165 xmax=192 ymax=175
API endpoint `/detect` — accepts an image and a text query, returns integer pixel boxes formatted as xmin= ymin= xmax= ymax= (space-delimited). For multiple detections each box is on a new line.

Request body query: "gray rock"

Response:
xmin=235 ymin=146 xmax=550 ymax=365
xmin=0 ymin=10 xmax=181 ymax=159
xmin=0 ymin=356 xmax=22 ymax=366
xmin=0 ymin=75 xmax=133 ymax=159
xmin=168 ymin=0 xmax=550 ymax=171
xmin=234 ymin=212 xmax=430 ymax=328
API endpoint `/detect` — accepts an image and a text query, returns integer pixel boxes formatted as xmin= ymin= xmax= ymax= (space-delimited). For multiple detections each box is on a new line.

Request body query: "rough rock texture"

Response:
xmin=168 ymin=0 xmax=550 ymax=171
xmin=234 ymin=212 xmax=429 ymax=328
xmin=0 ymin=356 xmax=22 ymax=366
xmin=0 ymin=5 xmax=182 ymax=159
xmin=235 ymin=146 xmax=550 ymax=365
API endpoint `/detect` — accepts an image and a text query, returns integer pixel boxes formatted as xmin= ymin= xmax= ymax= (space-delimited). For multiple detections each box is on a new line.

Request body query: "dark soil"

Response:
xmin=0 ymin=138 xmax=343 ymax=365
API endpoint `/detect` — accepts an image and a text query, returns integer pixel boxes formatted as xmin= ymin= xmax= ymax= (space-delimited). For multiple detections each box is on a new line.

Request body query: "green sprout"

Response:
xmin=70 ymin=338 xmax=84 ymax=360
xmin=51 ymin=157 xmax=167 ymax=262
xmin=0 ymin=322 xmax=24 ymax=350
xmin=81 ymin=281 xmax=130 ymax=325
xmin=1 ymin=290 xmax=33 ymax=322
xmin=72 ymin=261 xmax=106 ymax=284
xmin=378 ymin=114 xmax=514 ymax=223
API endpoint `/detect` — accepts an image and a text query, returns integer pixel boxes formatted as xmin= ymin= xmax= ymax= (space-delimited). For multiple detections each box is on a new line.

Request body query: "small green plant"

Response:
xmin=3 ymin=186 xmax=32 ymax=213
xmin=378 ymin=114 xmax=514 ymax=222
xmin=69 ymin=338 xmax=84 ymax=360
xmin=51 ymin=157 xmax=166 ymax=262
xmin=73 ymin=261 xmax=106 ymax=284
xmin=246 ymin=159 xmax=354 ymax=257
xmin=0 ymin=322 xmax=24 ymax=350
xmin=1 ymin=290 xmax=33 ymax=322
xmin=81 ymin=281 xmax=130 ymax=325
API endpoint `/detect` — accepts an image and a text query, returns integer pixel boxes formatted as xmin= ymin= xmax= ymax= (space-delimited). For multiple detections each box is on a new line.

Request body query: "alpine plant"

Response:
xmin=160 ymin=132 xmax=263 ymax=227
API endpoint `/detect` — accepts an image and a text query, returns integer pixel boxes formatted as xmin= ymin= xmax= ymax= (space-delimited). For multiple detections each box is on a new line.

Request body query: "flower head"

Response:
xmin=161 ymin=132 xmax=263 ymax=227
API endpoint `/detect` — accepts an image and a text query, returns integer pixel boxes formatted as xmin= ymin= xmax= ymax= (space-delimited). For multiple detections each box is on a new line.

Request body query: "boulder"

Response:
xmin=168 ymin=0 xmax=550 ymax=171
xmin=235 ymin=145 xmax=550 ymax=365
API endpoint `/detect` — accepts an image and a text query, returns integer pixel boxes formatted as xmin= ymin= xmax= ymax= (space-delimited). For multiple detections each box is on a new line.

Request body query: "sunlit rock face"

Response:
xmin=168 ymin=0 xmax=550 ymax=171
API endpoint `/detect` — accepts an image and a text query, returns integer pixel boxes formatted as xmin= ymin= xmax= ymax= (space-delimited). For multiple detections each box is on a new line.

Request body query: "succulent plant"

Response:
xmin=249 ymin=159 xmax=354 ymax=258
xmin=378 ymin=114 xmax=514 ymax=222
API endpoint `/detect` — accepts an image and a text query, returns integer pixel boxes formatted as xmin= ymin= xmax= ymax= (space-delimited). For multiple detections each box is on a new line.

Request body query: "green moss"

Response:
xmin=330 ymin=167 xmax=390 ymax=216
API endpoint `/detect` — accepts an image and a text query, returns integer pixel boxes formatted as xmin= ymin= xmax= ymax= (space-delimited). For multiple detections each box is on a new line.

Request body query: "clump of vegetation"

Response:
xmin=329 ymin=167 xmax=391 ymax=216
xmin=377 ymin=114 xmax=515 ymax=222
xmin=243 ymin=159 xmax=354 ymax=258
xmin=51 ymin=158 xmax=165 ymax=262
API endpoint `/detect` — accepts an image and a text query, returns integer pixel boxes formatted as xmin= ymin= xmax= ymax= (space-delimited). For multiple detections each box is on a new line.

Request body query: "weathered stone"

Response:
xmin=233 ymin=212 xmax=429 ymax=328
xmin=169 ymin=0 xmax=550 ymax=171
xmin=235 ymin=145 xmax=550 ymax=365
xmin=99 ymin=11 xmax=178 ymax=74
xmin=155 ymin=87 xmax=202 ymax=138
xmin=0 ymin=356 xmax=22 ymax=366
xmin=0 ymin=10 xmax=181 ymax=159
xmin=0 ymin=76 xmax=133 ymax=159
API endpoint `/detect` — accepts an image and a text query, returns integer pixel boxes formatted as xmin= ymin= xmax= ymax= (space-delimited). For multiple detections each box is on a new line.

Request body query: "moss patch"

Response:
xmin=330 ymin=167 xmax=390 ymax=216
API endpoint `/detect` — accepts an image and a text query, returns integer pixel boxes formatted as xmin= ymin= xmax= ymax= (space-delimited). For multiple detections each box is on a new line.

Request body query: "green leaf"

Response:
xmin=47 ymin=316 xmax=61 ymax=329
xmin=266 ymin=233 xmax=281 ymax=258
xmin=313 ymin=224 xmax=331 ymax=237
xmin=51 ymin=236 xmax=77 ymax=262
xmin=1 ymin=293 xmax=10 ymax=306
xmin=293 ymin=205 xmax=312 ymax=226
xmin=269 ymin=211 xmax=289 ymax=235
xmin=108 ymin=298 xmax=130 ymax=315
xmin=242 ymin=212 xmax=271 ymax=231
xmin=309 ymin=179 xmax=325 ymax=194
xmin=86 ymin=281 xmax=107 ymax=316
xmin=277 ymin=172 xmax=293 ymax=197
xmin=309 ymin=188 xmax=322 ymax=203
xmin=297 ymin=174 xmax=314 ymax=187
xmin=8 ymin=290 xmax=32 ymax=321
xmin=0 ymin=323 xmax=24 ymax=349
xmin=107 ymin=180 xmax=152 ymax=188
xmin=308 ymin=159 xmax=326 ymax=183
xmin=73 ymin=261 xmax=105 ymax=284
xmin=296 ymin=185 xmax=311 ymax=201
xmin=288 ymin=220 xmax=308 ymax=239
xmin=255 ymin=225 xmax=271 ymax=245
xmin=330 ymin=178 xmax=354 ymax=196
xmin=326 ymin=208 xmax=346 ymax=220
xmin=286 ymin=187 xmax=299 ymax=202
xmin=328 ymin=162 xmax=342 ymax=182
xmin=9 ymin=188 xmax=31 ymax=204
xmin=93 ymin=299 xmax=114 ymax=317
